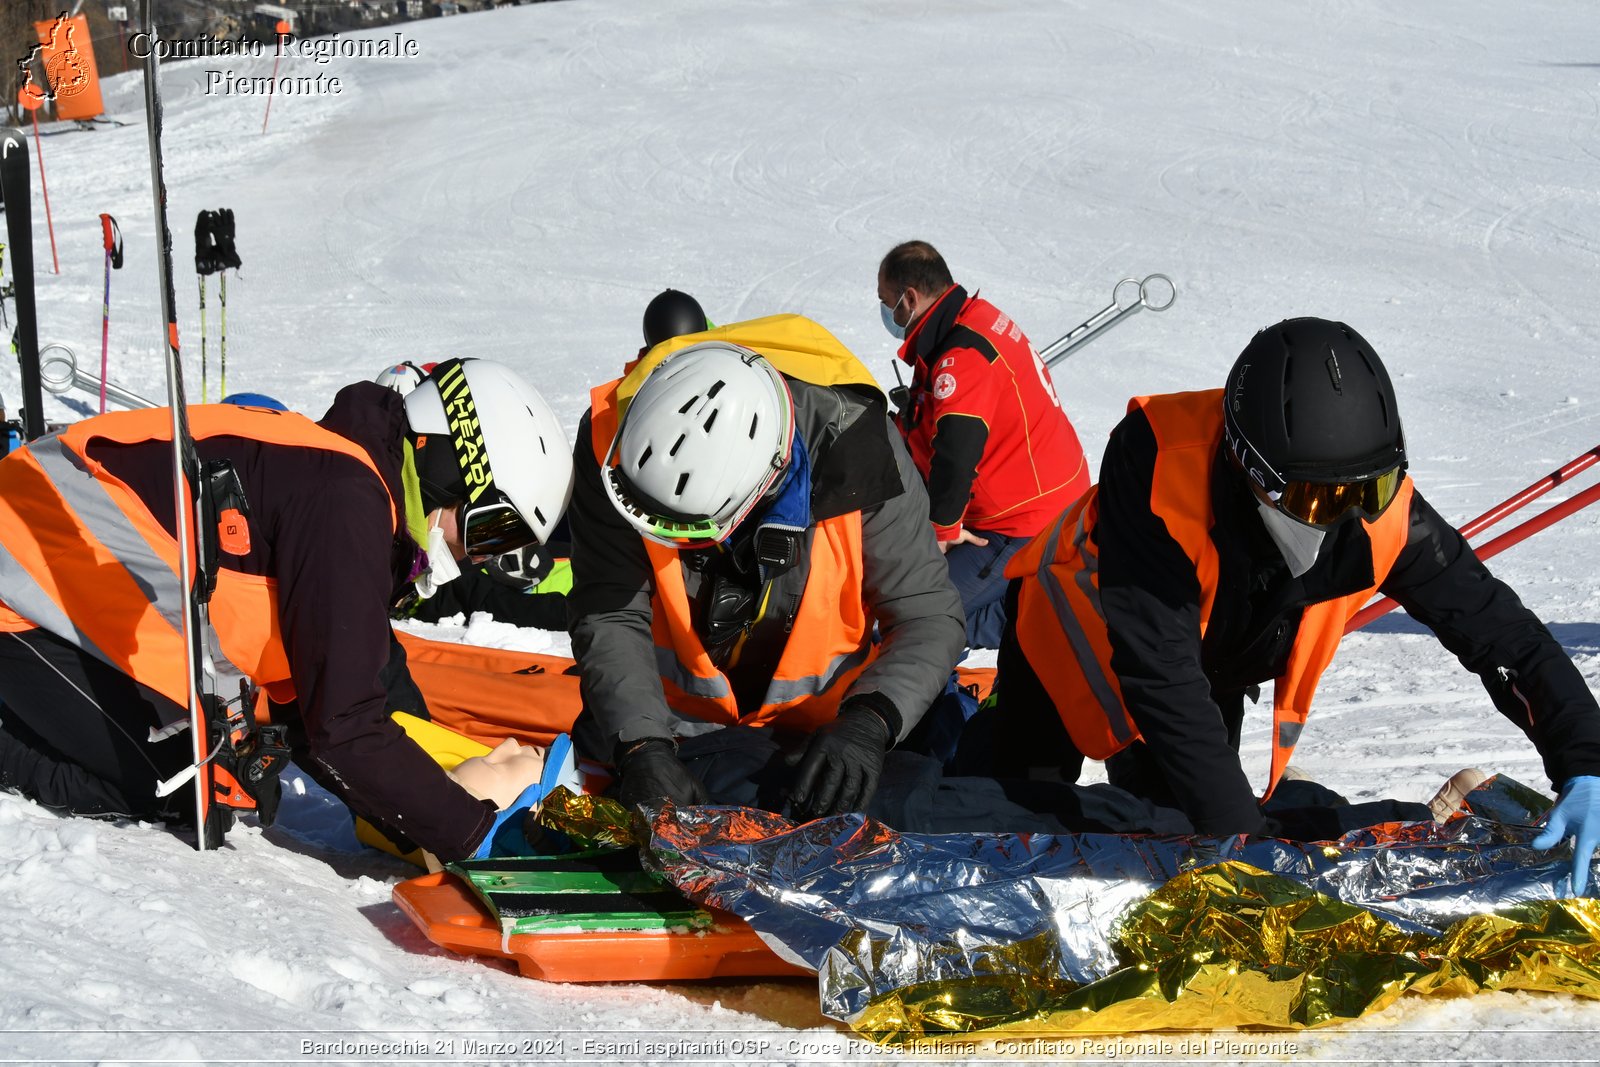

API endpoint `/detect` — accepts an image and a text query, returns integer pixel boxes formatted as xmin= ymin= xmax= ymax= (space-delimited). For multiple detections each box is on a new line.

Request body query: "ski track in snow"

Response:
xmin=2 ymin=0 xmax=1600 ymax=1060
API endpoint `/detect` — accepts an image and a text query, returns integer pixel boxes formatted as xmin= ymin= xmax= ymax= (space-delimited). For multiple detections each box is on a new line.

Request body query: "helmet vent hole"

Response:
xmin=707 ymin=379 xmax=725 ymax=398
xmin=534 ymin=507 xmax=546 ymax=527
xmin=675 ymin=473 xmax=690 ymax=497
xmin=748 ymin=414 xmax=759 ymax=438
xmin=669 ymin=434 xmax=686 ymax=457
xmin=1283 ymin=401 xmax=1294 ymax=436
xmin=1357 ymin=348 xmax=1377 ymax=376
xmin=678 ymin=396 xmax=699 ymax=414
xmin=637 ymin=445 xmax=653 ymax=468
xmin=703 ymin=409 xmax=718 ymax=432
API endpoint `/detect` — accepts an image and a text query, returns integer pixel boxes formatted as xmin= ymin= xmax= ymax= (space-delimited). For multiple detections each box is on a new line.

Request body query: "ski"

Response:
xmin=0 ymin=128 xmax=45 ymax=441
xmin=138 ymin=0 xmax=219 ymax=849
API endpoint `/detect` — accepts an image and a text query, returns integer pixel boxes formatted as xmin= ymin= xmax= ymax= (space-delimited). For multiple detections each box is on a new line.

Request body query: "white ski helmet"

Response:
xmin=373 ymin=360 xmax=434 ymax=396
xmin=602 ymin=342 xmax=794 ymax=546
xmin=405 ymin=358 xmax=574 ymax=556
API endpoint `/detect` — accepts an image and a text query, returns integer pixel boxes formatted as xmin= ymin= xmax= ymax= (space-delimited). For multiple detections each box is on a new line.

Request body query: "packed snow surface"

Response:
xmin=1 ymin=0 xmax=1598 ymax=1061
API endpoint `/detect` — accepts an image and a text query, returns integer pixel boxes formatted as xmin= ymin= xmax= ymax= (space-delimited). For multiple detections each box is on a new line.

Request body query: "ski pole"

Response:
xmin=1346 ymin=444 xmax=1600 ymax=632
xmin=198 ymin=275 xmax=207 ymax=402
xmin=97 ymin=214 xmax=123 ymax=413
xmin=1040 ymin=275 xmax=1176 ymax=368
xmin=219 ymin=270 xmax=227 ymax=399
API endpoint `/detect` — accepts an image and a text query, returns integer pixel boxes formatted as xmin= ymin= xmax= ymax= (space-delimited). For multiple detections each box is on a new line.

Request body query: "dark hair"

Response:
xmin=879 ymin=240 xmax=954 ymax=296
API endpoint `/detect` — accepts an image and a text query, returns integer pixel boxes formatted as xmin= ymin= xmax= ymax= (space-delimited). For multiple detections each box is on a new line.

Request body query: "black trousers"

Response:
xmin=0 ymin=628 xmax=195 ymax=819
xmin=970 ymin=581 xmax=1431 ymax=839
xmin=662 ymin=723 xmax=1191 ymax=836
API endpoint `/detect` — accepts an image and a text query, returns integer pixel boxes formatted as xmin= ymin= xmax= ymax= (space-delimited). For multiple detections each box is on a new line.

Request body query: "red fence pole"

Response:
xmin=1347 ymin=448 xmax=1600 ymax=632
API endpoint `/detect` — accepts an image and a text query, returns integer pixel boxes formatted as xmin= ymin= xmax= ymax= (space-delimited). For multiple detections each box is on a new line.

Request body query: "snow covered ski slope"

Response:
xmin=1 ymin=0 xmax=1598 ymax=1061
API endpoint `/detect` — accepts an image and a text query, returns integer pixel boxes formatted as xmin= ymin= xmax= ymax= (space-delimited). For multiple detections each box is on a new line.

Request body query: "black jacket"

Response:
xmin=1089 ymin=406 xmax=1600 ymax=834
xmin=91 ymin=383 xmax=495 ymax=859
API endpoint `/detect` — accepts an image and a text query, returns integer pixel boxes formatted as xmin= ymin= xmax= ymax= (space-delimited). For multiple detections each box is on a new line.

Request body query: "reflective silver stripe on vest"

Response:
xmin=1035 ymin=509 xmax=1131 ymax=744
xmin=763 ymin=644 xmax=872 ymax=707
xmin=29 ymin=436 xmax=189 ymax=640
xmin=0 ymin=539 xmax=115 ymax=666
xmin=1276 ymin=720 xmax=1303 ymax=751
xmin=654 ymin=643 xmax=731 ymax=700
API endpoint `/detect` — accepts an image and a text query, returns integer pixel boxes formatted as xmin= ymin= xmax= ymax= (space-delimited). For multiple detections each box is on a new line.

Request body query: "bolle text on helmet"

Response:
xmin=1229 ymin=362 xmax=1249 ymax=412
xmin=1223 ymin=419 xmax=1275 ymax=496
xmin=434 ymin=362 xmax=496 ymax=504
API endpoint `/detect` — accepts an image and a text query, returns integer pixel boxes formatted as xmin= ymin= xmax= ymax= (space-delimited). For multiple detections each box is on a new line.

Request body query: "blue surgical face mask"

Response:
xmin=880 ymin=292 xmax=908 ymax=340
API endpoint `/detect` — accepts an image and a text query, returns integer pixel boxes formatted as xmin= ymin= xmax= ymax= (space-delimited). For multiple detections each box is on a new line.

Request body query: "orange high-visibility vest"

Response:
xmin=1006 ymin=388 xmax=1413 ymax=795
xmin=0 ymin=407 xmax=395 ymax=717
xmin=589 ymin=377 xmax=875 ymax=732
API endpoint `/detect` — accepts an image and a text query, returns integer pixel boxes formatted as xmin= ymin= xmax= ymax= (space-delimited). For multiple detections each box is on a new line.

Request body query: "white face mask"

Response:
xmin=414 ymin=511 xmax=462 ymax=600
xmin=880 ymin=292 xmax=908 ymax=340
xmin=1255 ymin=497 xmax=1327 ymax=578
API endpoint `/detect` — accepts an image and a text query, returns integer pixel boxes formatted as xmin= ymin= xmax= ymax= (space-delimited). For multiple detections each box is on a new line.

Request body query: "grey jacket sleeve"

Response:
xmin=566 ymin=412 xmax=677 ymax=756
xmin=846 ymin=424 xmax=968 ymax=740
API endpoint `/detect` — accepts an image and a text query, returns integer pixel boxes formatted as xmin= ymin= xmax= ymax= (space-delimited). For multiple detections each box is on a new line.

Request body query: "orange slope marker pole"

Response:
xmin=16 ymin=88 xmax=59 ymax=274
xmin=261 ymin=21 xmax=292 ymax=134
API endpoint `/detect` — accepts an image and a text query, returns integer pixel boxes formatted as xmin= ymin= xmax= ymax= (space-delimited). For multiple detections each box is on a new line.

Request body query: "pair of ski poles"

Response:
xmin=197 ymin=270 xmax=230 ymax=402
xmin=1347 ymin=444 xmax=1600 ymax=632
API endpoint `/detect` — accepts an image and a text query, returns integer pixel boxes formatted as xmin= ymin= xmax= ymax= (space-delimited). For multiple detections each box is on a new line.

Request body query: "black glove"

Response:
xmin=615 ymin=738 xmax=707 ymax=811
xmin=786 ymin=704 xmax=893 ymax=822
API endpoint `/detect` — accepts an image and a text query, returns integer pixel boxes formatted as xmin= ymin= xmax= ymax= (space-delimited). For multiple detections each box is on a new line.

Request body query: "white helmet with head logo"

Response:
xmin=405 ymin=358 xmax=574 ymax=556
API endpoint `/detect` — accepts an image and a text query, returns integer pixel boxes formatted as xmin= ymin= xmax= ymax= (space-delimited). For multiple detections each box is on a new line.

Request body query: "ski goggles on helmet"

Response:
xmin=429 ymin=357 xmax=542 ymax=560
xmin=601 ymin=456 xmax=788 ymax=549
xmin=461 ymin=493 xmax=539 ymax=560
xmin=1224 ymin=418 xmax=1407 ymax=529
xmin=1275 ymin=467 xmax=1405 ymax=527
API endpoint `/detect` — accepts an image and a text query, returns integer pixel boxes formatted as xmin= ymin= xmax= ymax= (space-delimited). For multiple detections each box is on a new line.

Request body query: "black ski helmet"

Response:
xmin=1223 ymin=318 xmax=1406 ymax=492
xmin=642 ymin=289 xmax=709 ymax=349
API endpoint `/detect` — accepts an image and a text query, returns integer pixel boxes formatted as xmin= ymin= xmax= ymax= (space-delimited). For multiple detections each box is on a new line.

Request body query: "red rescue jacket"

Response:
xmin=896 ymin=286 xmax=1089 ymax=540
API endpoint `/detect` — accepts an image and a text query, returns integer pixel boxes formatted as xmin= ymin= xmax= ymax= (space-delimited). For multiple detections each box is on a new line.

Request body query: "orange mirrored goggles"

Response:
xmin=1275 ymin=466 xmax=1405 ymax=528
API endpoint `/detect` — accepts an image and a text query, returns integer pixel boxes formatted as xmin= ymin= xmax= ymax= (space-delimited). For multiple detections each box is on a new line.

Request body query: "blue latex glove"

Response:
xmin=1530 ymin=775 xmax=1600 ymax=896
xmin=471 ymin=734 xmax=577 ymax=860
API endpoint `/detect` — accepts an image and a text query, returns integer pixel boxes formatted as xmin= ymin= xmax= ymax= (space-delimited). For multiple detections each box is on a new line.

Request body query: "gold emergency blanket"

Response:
xmin=601 ymin=775 xmax=1600 ymax=1038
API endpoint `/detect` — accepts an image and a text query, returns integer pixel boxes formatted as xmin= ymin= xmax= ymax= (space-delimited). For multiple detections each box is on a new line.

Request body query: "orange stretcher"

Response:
xmin=389 ymin=629 xmax=993 ymax=983
xmin=393 ymin=869 xmax=811 ymax=983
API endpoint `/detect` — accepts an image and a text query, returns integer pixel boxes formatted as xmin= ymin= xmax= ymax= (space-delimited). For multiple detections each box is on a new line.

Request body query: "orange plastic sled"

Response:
xmin=393 ymin=870 xmax=811 ymax=983
xmin=396 ymin=630 xmax=584 ymax=748
xmin=391 ymin=631 xmax=993 ymax=982
xmin=397 ymin=628 xmax=998 ymax=747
